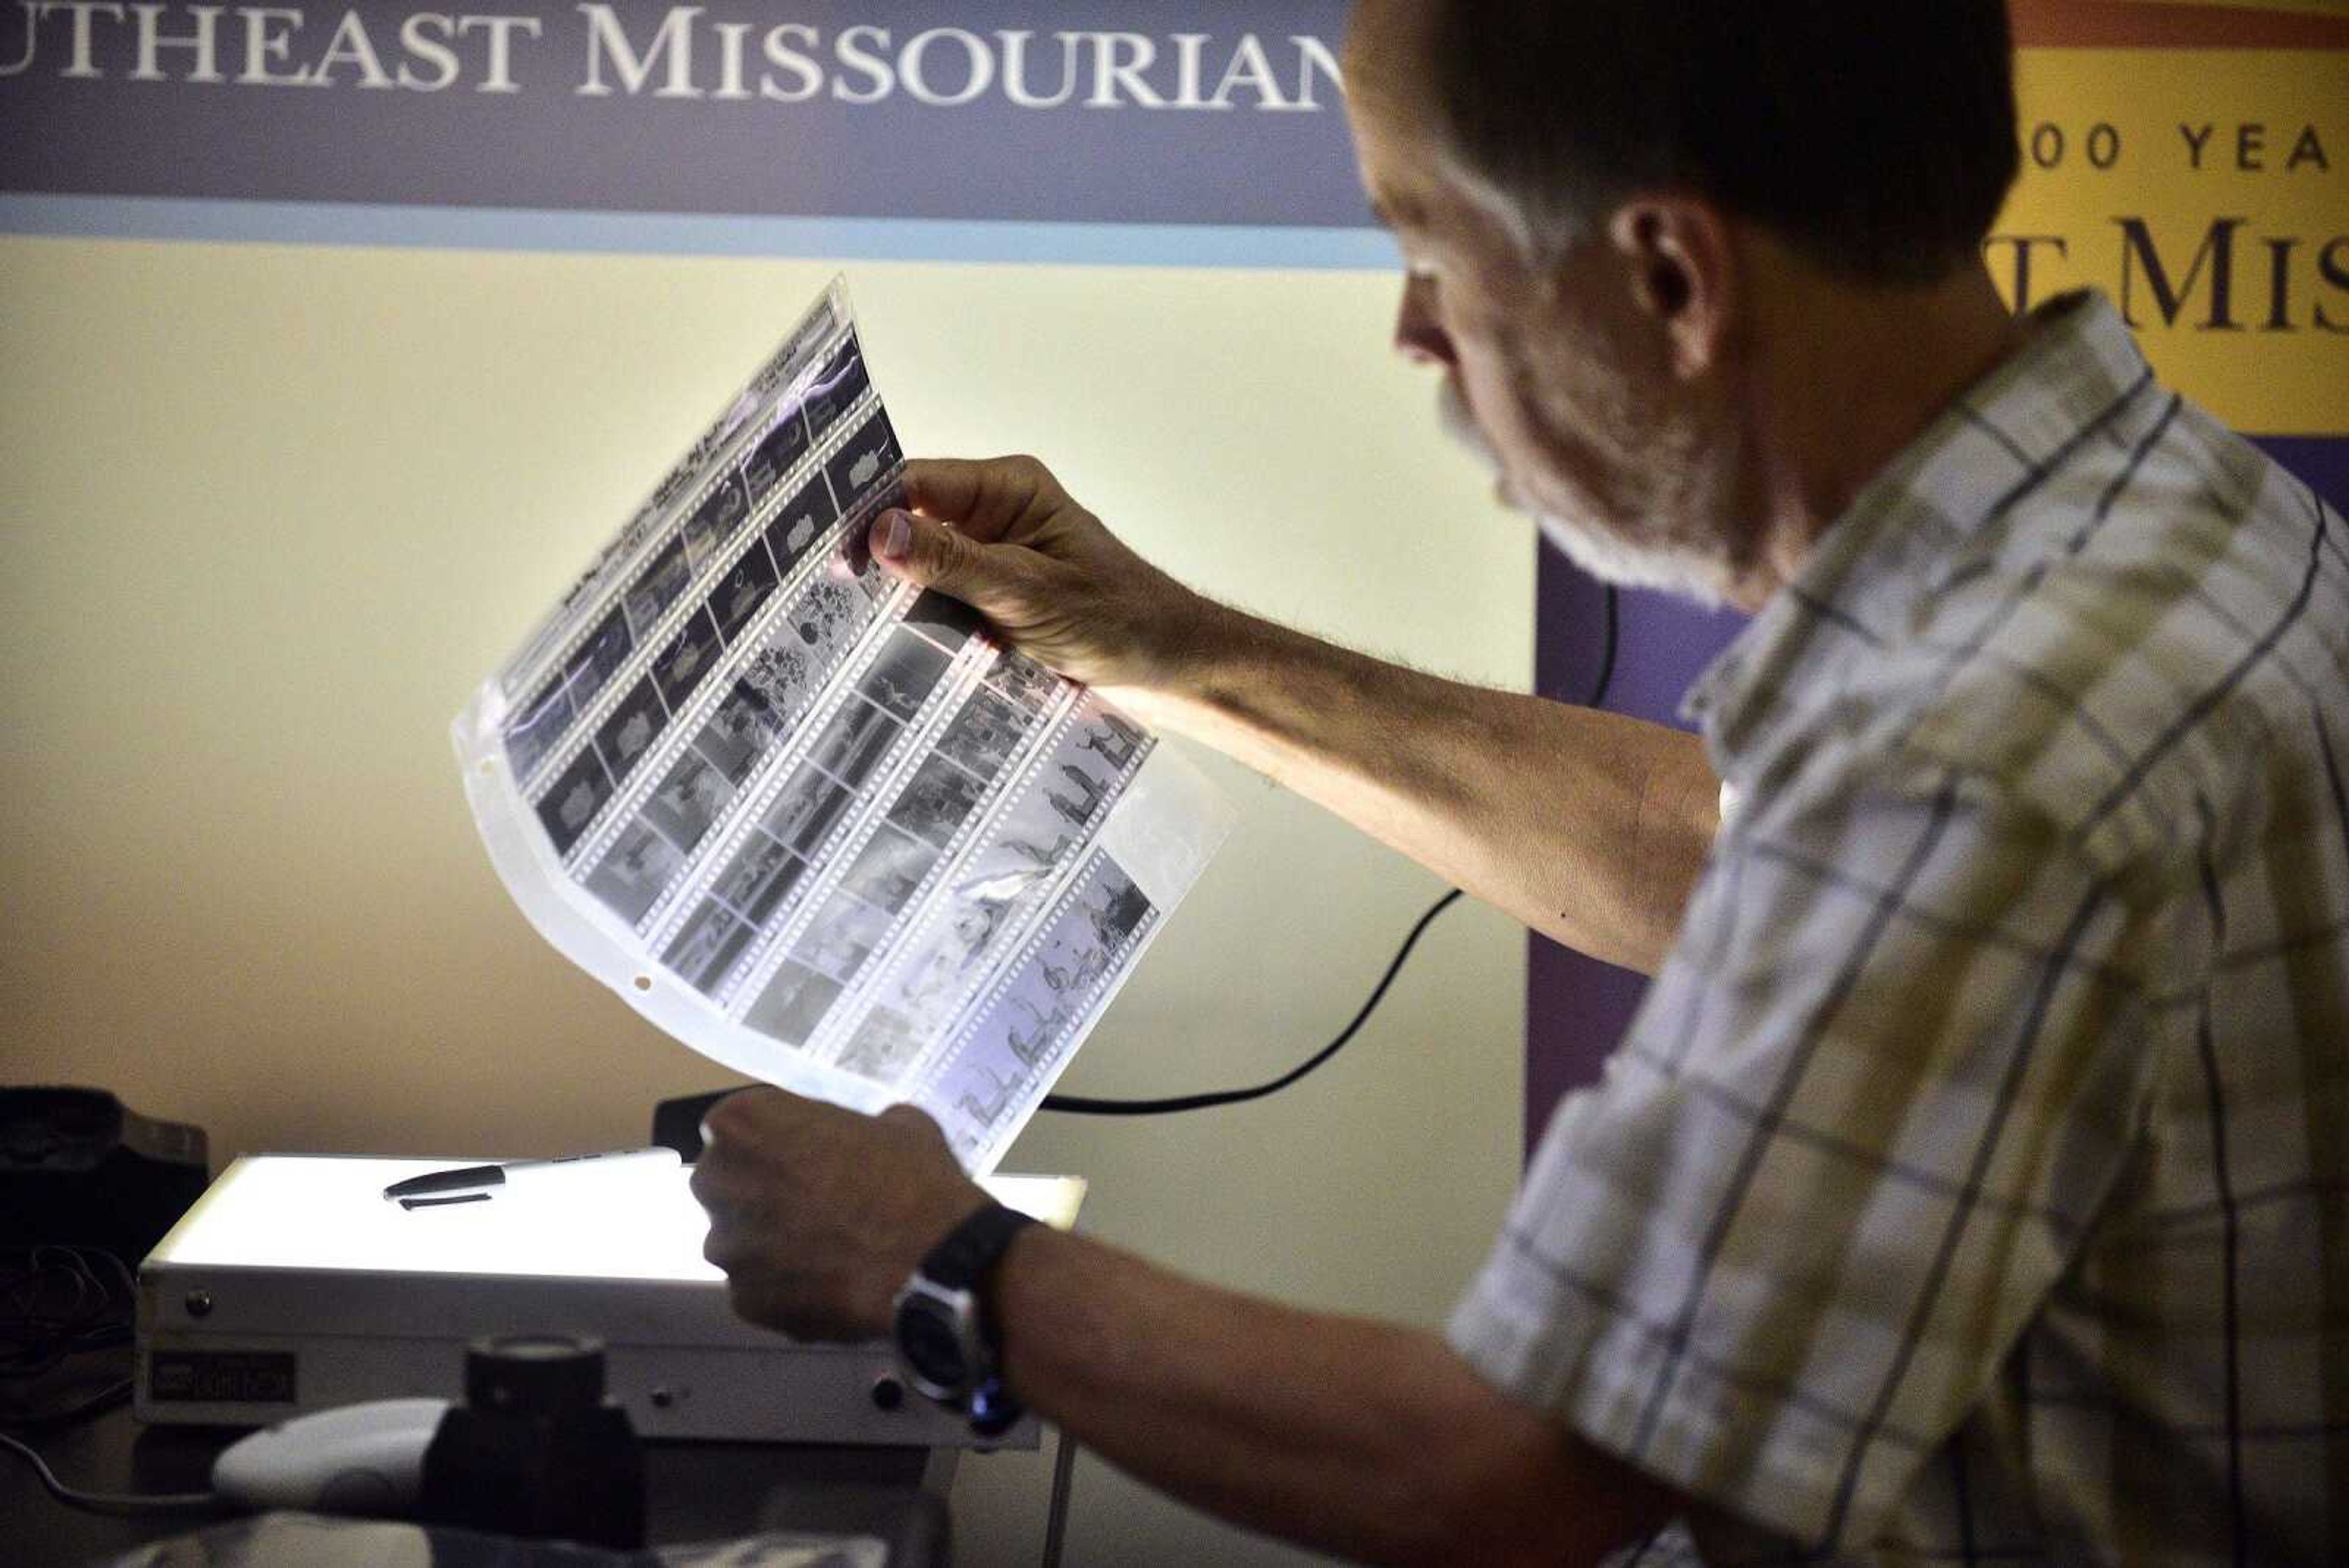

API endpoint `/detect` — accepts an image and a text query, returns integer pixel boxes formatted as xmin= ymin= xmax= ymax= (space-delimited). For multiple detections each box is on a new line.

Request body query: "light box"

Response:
xmin=137 ymin=1154 xmax=1082 ymax=1446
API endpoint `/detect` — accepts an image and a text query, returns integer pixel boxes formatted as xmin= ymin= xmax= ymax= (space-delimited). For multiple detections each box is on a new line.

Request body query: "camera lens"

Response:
xmin=464 ymin=1333 xmax=606 ymax=1414
xmin=426 ymin=1332 xmax=645 ymax=1548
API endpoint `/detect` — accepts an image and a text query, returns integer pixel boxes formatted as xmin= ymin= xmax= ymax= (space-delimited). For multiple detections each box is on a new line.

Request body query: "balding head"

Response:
xmin=1347 ymin=0 xmax=2019 ymax=282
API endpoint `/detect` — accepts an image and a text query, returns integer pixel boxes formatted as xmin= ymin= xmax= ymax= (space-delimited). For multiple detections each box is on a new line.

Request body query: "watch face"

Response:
xmin=896 ymin=1293 xmax=970 ymax=1391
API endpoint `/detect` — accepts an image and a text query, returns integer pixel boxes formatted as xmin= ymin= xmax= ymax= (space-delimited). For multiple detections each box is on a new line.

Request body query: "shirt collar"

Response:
xmin=1679 ymin=289 xmax=2155 ymax=770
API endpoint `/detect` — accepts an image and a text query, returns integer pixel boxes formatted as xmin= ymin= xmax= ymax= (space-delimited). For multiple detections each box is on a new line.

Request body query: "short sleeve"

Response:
xmin=1449 ymin=754 xmax=2163 ymax=1552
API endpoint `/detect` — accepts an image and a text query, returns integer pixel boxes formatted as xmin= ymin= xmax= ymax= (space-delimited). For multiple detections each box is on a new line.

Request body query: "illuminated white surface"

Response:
xmin=155 ymin=1156 xmax=1084 ymax=1283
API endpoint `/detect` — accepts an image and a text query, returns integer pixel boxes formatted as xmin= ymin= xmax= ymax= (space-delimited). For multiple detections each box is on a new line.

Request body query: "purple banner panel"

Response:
xmin=1524 ymin=433 xmax=2349 ymax=1156
xmin=0 ymin=2 xmax=1369 ymax=230
xmin=1526 ymin=561 xmax=1746 ymax=1157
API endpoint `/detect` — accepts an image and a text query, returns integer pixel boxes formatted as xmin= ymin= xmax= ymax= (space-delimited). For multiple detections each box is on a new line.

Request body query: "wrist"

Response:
xmin=864 ymin=1184 xmax=988 ymax=1339
xmin=889 ymin=1199 xmax=1039 ymax=1419
xmin=977 ymin=1215 xmax=1047 ymax=1330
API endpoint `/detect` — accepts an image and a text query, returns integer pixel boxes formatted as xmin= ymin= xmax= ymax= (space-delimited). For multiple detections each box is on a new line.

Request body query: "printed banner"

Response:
xmin=1997 ymin=4 xmax=2349 ymax=434
xmin=0 ymin=2 xmax=1370 ymax=253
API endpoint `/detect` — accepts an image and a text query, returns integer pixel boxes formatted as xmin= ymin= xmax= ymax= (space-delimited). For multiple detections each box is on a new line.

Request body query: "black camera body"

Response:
xmin=419 ymin=1334 xmax=645 ymax=1548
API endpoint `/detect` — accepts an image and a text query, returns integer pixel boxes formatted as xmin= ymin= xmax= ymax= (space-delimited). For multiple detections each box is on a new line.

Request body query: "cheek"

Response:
xmin=1448 ymin=344 xmax=1535 ymax=453
xmin=1438 ymin=279 xmax=1642 ymax=522
xmin=1458 ymin=347 xmax=1595 ymax=499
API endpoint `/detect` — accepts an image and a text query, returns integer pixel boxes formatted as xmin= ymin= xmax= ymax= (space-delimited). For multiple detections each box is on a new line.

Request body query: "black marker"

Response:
xmin=382 ymin=1147 xmax=680 ymax=1203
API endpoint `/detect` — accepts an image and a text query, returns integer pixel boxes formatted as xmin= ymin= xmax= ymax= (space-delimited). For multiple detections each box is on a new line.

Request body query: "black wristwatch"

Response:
xmin=891 ymin=1200 xmax=1037 ymax=1435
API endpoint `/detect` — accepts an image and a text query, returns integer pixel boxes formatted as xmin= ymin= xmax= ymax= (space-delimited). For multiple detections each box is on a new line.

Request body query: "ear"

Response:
xmin=1604 ymin=196 xmax=1738 ymax=380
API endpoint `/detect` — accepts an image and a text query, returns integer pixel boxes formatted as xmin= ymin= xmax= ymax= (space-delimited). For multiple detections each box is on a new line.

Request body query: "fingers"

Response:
xmin=688 ymin=1088 xmax=979 ymax=1332
xmin=692 ymin=1087 xmax=792 ymax=1214
xmin=901 ymin=455 xmax=1061 ymax=545
xmin=877 ymin=1102 xmax=948 ymax=1147
xmin=692 ymin=1093 xmax=786 ymax=1290
xmin=698 ymin=1085 xmax=787 ymax=1151
xmin=688 ymin=1142 xmax=757 ymax=1227
xmin=869 ymin=507 xmax=1036 ymax=622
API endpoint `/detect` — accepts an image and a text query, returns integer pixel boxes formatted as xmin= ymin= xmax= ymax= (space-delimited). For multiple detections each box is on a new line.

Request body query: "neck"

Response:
xmin=1724 ymin=252 xmax=2031 ymax=611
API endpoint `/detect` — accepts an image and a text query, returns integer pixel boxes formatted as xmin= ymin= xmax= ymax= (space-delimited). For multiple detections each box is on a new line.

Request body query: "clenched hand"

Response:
xmin=691 ymin=1088 xmax=986 ymax=1342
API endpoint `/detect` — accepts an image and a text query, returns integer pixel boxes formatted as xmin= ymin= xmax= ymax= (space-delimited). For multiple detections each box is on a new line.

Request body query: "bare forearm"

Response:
xmin=992 ymin=1226 xmax=1668 ymax=1566
xmin=879 ymin=460 xmax=1715 ymax=969
xmin=1114 ymin=601 xmax=1719 ymax=975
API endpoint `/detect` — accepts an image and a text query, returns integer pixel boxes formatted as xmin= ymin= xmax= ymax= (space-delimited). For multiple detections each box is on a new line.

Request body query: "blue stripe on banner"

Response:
xmin=0 ymin=193 xmax=1399 ymax=272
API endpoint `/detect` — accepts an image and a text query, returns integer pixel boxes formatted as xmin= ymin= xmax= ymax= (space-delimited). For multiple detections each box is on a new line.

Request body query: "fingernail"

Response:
xmin=877 ymin=508 xmax=912 ymax=560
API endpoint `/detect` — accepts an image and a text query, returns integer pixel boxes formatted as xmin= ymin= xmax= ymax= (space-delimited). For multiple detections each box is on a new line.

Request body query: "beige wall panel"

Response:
xmin=0 ymin=238 xmax=1535 ymax=1566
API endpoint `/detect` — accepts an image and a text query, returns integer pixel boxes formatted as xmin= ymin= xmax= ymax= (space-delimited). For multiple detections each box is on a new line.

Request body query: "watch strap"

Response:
xmin=917 ymin=1200 xmax=1038 ymax=1305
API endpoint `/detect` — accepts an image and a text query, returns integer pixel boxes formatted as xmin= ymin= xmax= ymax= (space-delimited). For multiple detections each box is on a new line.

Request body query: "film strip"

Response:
xmin=670 ymin=586 xmax=1011 ymax=1013
xmin=693 ymin=642 xmax=1076 ymax=1035
xmin=914 ymin=847 xmax=1163 ymax=1166
xmin=453 ymin=275 xmax=1228 ymax=1173
xmin=559 ymin=426 xmax=905 ymax=913
xmin=491 ymin=287 xmax=850 ymax=709
xmin=511 ymin=351 xmax=899 ymax=853
xmin=774 ymin=687 xmax=1154 ymax=1075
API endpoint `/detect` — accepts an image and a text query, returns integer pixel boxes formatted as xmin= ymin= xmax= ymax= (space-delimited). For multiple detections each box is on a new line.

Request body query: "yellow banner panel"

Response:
xmin=1998 ymin=46 xmax=2347 ymax=433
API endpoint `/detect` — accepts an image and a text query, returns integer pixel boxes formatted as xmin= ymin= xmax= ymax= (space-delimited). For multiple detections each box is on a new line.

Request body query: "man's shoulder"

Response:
xmin=1705 ymin=298 xmax=2345 ymax=877
xmin=1860 ymin=408 xmax=2333 ymax=870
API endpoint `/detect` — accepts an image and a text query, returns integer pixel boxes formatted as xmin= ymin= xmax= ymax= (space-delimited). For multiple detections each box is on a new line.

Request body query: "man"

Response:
xmin=692 ymin=2 xmax=2348 ymax=1561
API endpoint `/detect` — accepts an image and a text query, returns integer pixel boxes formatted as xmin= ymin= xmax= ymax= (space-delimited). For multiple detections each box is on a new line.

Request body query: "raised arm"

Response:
xmin=877 ymin=455 xmax=1718 ymax=975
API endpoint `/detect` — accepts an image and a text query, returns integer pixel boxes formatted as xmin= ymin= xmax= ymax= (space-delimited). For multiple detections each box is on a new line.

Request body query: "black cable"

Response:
xmin=1041 ymin=1425 xmax=1079 ymax=1568
xmin=0 ymin=1427 xmax=220 ymax=1515
xmin=1590 ymin=582 xmax=1620 ymax=714
xmin=1039 ymin=584 xmax=1622 ymax=1118
xmin=3 ymin=1246 xmax=135 ymax=1382
xmin=1042 ymin=887 xmax=1464 ymax=1115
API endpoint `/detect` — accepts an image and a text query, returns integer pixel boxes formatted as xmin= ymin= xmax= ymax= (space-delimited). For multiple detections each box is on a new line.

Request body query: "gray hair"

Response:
xmin=1412 ymin=0 xmax=2020 ymax=286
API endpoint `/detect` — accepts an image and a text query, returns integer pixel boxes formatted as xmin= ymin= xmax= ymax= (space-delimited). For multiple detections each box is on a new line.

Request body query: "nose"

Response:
xmin=1392 ymin=273 xmax=1454 ymax=368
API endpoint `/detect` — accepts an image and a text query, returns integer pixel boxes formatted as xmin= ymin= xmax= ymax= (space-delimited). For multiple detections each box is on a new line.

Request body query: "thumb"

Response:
xmin=869 ymin=506 xmax=1017 ymax=614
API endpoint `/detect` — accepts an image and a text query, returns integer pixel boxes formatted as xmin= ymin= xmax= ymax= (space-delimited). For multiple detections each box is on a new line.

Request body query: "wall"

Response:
xmin=0 ymin=242 xmax=1532 ymax=1565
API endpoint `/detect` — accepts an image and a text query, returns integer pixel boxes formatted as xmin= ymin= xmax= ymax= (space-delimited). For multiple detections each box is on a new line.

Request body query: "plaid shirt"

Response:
xmin=1450 ymin=292 xmax=2349 ymax=1565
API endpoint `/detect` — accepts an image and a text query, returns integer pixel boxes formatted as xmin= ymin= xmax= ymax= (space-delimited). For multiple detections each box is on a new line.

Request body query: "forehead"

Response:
xmin=1343 ymin=0 xmax=1432 ymax=88
xmin=1341 ymin=4 xmax=1445 ymax=225
xmin=1343 ymin=0 xmax=1436 ymax=139
xmin=1344 ymin=16 xmax=1523 ymax=269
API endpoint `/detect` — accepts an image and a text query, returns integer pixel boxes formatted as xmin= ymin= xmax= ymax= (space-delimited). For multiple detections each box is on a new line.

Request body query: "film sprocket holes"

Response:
xmin=455 ymin=278 xmax=1231 ymax=1173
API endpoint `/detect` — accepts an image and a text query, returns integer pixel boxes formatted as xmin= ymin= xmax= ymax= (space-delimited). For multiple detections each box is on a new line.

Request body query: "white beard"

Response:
xmin=1438 ymin=382 xmax=1726 ymax=609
